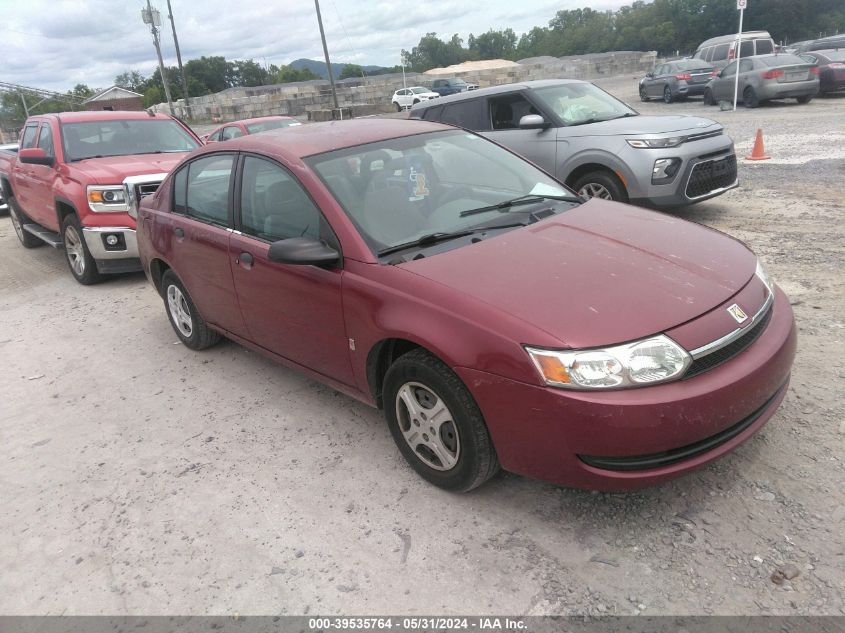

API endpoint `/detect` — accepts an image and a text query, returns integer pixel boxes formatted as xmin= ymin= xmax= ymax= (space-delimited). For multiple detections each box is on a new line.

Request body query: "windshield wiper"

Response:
xmin=378 ymin=222 xmax=526 ymax=257
xmin=459 ymin=193 xmax=581 ymax=218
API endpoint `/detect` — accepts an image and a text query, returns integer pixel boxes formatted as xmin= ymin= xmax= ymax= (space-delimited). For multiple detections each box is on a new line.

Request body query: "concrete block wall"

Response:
xmin=154 ymin=51 xmax=657 ymax=121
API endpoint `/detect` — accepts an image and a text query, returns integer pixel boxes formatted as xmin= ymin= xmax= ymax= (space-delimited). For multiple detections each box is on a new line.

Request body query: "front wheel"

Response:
xmin=8 ymin=197 xmax=43 ymax=249
xmin=62 ymin=215 xmax=102 ymax=285
xmin=572 ymin=170 xmax=628 ymax=203
xmin=663 ymin=86 xmax=674 ymax=104
xmin=796 ymin=95 xmax=813 ymax=104
xmin=743 ymin=86 xmax=759 ymax=108
xmin=383 ymin=349 xmax=499 ymax=492
xmin=161 ymin=270 xmax=220 ymax=350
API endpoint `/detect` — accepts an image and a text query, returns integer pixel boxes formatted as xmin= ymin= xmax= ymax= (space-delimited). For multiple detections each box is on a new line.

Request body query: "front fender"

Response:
xmin=557 ymin=146 xmax=639 ymax=196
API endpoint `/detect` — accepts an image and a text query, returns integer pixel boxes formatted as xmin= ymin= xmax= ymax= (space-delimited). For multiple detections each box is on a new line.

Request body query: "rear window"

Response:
xmin=761 ymin=54 xmax=805 ymax=66
xmin=676 ymin=59 xmax=710 ymax=70
xmin=712 ymin=44 xmax=730 ymax=61
xmin=755 ymin=39 xmax=774 ymax=54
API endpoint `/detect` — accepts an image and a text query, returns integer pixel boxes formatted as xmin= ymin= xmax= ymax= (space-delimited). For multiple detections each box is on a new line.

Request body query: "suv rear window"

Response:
xmin=755 ymin=39 xmax=774 ymax=54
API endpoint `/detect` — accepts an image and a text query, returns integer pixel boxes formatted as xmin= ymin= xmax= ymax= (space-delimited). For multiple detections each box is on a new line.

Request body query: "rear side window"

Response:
xmin=440 ymin=99 xmax=486 ymax=130
xmin=755 ymin=39 xmax=774 ymax=55
xmin=421 ymin=105 xmax=443 ymax=121
xmin=184 ymin=154 xmax=234 ymax=226
xmin=21 ymin=124 xmax=38 ymax=149
xmin=740 ymin=40 xmax=754 ymax=57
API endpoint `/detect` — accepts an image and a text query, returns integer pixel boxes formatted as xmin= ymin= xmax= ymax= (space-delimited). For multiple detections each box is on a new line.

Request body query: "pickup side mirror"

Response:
xmin=19 ymin=147 xmax=54 ymax=167
xmin=267 ymin=237 xmax=340 ymax=267
xmin=518 ymin=114 xmax=549 ymax=130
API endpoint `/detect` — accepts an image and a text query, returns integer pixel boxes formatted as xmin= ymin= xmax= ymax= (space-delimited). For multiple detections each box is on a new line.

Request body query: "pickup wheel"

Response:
xmin=61 ymin=215 xmax=102 ymax=285
xmin=161 ymin=270 xmax=220 ymax=350
xmin=8 ymin=197 xmax=44 ymax=249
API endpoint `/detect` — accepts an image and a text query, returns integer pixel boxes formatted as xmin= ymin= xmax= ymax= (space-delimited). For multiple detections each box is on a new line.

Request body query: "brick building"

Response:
xmin=83 ymin=86 xmax=144 ymax=111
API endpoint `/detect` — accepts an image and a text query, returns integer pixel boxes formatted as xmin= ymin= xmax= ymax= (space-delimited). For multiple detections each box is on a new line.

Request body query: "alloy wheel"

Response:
xmin=395 ymin=381 xmax=460 ymax=471
xmin=167 ymin=284 xmax=194 ymax=338
xmin=578 ymin=182 xmax=613 ymax=200
xmin=64 ymin=225 xmax=86 ymax=277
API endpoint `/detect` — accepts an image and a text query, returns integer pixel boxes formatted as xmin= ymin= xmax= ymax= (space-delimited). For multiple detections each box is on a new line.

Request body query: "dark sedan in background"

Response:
xmin=640 ymin=59 xmax=715 ymax=103
xmin=703 ymin=54 xmax=819 ymax=107
xmin=800 ymin=50 xmax=845 ymax=94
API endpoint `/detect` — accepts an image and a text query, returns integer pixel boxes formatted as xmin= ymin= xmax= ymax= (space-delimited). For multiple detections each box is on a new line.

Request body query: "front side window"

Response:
xmin=239 ymin=156 xmax=322 ymax=242
xmin=489 ymin=94 xmax=539 ymax=130
xmin=21 ymin=124 xmax=38 ymax=149
xmin=62 ymin=119 xmax=199 ymax=161
xmin=306 ymin=130 xmax=578 ymax=253
xmin=221 ymin=126 xmax=243 ymax=140
xmin=37 ymin=125 xmax=54 ymax=156
xmin=184 ymin=154 xmax=234 ymax=226
xmin=532 ymin=83 xmax=636 ymax=126
xmin=712 ymin=43 xmax=730 ymax=60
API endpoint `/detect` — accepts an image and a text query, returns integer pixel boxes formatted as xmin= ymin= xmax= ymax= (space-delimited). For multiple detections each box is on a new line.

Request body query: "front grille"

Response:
xmin=578 ymin=381 xmax=787 ymax=472
xmin=684 ymin=303 xmax=773 ymax=379
xmin=686 ymin=154 xmax=737 ymax=199
xmin=686 ymin=129 xmax=723 ymax=142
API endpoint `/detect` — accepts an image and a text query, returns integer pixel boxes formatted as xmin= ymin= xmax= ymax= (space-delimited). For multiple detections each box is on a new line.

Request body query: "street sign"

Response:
xmin=737 ymin=0 xmax=747 ymax=9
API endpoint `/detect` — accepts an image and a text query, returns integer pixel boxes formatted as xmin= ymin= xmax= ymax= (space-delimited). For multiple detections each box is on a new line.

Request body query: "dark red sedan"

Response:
xmin=201 ymin=115 xmax=302 ymax=144
xmin=136 ymin=119 xmax=796 ymax=492
xmin=800 ymin=49 xmax=845 ymax=93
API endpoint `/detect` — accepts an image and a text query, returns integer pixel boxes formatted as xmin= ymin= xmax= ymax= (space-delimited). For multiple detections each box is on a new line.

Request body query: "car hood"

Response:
xmin=66 ymin=153 xmax=188 ymax=185
xmin=562 ymin=115 xmax=721 ymax=137
xmin=397 ymin=199 xmax=756 ymax=348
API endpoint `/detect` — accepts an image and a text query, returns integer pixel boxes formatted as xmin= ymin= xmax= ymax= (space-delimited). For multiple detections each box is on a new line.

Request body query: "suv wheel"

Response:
xmin=572 ymin=171 xmax=628 ymax=203
xmin=8 ymin=197 xmax=43 ymax=249
xmin=62 ymin=215 xmax=102 ymax=285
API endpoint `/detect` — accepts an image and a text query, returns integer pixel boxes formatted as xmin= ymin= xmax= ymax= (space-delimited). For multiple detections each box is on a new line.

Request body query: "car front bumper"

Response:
xmin=456 ymin=287 xmax=796 ymax=490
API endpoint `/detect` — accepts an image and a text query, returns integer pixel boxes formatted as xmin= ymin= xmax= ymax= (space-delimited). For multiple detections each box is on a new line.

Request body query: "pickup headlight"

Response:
xmin=526 ymin=334 xmax=691 ymax=390
xmin=627 ymin=137 xmax=685 ymax=149
xmin=87 ymin=185 xmax=129 ymax=212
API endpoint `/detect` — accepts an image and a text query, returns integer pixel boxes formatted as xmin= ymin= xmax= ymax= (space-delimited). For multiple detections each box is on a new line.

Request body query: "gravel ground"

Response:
xmin=1 ymin=75 xmax=843 ymax=617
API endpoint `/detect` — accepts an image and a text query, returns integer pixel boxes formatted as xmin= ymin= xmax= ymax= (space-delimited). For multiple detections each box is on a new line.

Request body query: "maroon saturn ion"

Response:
xmin=135 ymin=119 xmax=796 ymax=492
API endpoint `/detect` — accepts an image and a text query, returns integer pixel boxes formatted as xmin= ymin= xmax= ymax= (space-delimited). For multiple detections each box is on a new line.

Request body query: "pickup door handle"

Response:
xmin=238 ymin=252 xmax=254 ymax=266
xmin=173 ymin=227 xmax=184 ymax=238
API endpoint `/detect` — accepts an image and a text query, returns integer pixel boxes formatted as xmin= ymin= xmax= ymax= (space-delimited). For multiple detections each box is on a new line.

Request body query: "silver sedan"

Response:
xmin=703 ymin=54 xmax=819 ymax=107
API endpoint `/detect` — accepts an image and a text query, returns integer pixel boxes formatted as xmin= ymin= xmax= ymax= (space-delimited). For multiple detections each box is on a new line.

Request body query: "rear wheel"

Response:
xmin=62 ymin=214 xmax=101 ymax=285
xmin=703 ymin=88 xmax=715 ymax=106
xmin=743 ymin=86 xmax=759 ymax=108
xmin=796 ymin=95 xmax=813 ymax=104
xmin=572 ymin=170 xmax=628 ymax=203
xmin=663 ymin=86 xmax=674 ymax=103
xmin=161 ymin=270 xmax=220 ymax=350
xmin=8 ymin=197 xmax=43 ymax=249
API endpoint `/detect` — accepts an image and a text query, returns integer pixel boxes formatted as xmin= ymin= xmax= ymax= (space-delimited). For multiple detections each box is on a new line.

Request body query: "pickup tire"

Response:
xmin=8 ymin=197 xmax=44 ymax=249
xmin=61 ymin=215 xmax=102 ymax=285
xmin=161 ymin=270 xmax=220 ymax=350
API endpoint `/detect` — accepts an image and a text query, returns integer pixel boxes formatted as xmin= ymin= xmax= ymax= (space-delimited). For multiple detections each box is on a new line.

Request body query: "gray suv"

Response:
xmin=409 ymin=79 xmax=738 ymax=207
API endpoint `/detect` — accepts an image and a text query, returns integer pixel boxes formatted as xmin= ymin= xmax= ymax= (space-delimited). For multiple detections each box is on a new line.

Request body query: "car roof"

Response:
xmin=226 ymin=115 xmax=295 ymax=127
xmin=697 ymin=31 xmax=772 ymax=48
xmin=413 ymin=79 xmax=586 ymax=107
xmin=206 ymin=118 xmax=452 ymax=159
xmin=38 ymin=110 xmax=174 ymax=123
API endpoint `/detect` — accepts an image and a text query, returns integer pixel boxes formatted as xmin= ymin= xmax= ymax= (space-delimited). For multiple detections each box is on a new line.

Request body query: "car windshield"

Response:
xmin=245 ymin=119 xmax=301 ymax=134
xmin=62 ymin=119 xmax=199 ymax=161
xmin=410 ymin=87 xmax=429 ymax=94
xmin=306 ymin=129 xmax=579 ymax=255
xmin=531 ymin=83 xmax=637 ymax=126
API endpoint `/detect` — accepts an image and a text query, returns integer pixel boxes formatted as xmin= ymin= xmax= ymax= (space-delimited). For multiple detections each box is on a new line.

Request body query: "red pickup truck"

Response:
xmin=0 ymin=111 xmax=200 ymax=284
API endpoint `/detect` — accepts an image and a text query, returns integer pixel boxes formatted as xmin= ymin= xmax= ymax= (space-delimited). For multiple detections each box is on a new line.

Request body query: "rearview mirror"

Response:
xmin=518 ymin=114 xmax=549 ymax=130
xmin=19 ymin=147 xmax=54 ymax=167
xmin=267 ymin=237 xmax=340 ymax=267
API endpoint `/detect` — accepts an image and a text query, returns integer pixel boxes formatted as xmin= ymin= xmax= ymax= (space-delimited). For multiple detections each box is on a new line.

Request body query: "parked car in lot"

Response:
xmin=137 ymin=118 xmax=795 ymax=492
xmin=430 ymin=78 xmax=476 ymax=96
xmin=640 ymin=59 xmax=716 ymax=102
xmin=0 ymin=144 xmax=17 ymax=213
xmin=0 ymin=111 xmax=201 ymax=284
xmin=202 ymin=115 xmax=301 ymax=143
xmin=795 ymin=33 xmax=845 ymax=53
xmin=703 ymin=54 xmax=820 ymax=107
xmin=800 ymin=49 xmax=845 ymax=94
xmin=391 ymin=86 xmax=439 ymax=110
xmin=410 ymin=79 xmax=737 ymax=207
xmin=693 ymin=31 xmax=776 ymax=69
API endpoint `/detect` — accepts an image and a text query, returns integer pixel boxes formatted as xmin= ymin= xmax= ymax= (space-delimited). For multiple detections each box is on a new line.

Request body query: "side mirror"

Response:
xmin=19 ymin=147 xmax=54 ymax=166
xmin=645 ymin=72 xmax=653 ymax=78
xmin=518 ymin=114 xmax=549 ymax=130
xmin=267 ymin=237 xmax=340 ymax=267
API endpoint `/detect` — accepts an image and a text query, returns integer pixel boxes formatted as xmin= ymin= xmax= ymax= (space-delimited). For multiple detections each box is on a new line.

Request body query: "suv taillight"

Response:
xmin=763 ymin=69 xmax=784 ymax=79
xmin=675 ymin=73 xmax=692 ymax=80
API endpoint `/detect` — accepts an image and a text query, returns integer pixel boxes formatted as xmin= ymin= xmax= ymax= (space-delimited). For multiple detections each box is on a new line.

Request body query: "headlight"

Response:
xmin=87 ymin=185 xmax=129 ymax=212
xmin=755 ymin=259 xmax=774 ymax=295
xmin=526 ymin=334 xmax=692 ymax=390
xmin=627 ymin=137 xmax=685 ymax=149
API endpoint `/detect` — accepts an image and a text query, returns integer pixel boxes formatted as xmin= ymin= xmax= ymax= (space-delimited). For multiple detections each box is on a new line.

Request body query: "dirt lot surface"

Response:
xmin=1 ymin=75 xmax=843 ymax=617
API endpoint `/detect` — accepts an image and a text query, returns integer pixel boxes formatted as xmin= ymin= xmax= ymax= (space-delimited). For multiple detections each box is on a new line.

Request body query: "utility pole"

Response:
xmin=314 ymin=0 xmax=339 ymax=112
xmin=165 ymin=0 xmax=191 ymax=119
xmin=142 ymin=0 xmax=174 ymax=115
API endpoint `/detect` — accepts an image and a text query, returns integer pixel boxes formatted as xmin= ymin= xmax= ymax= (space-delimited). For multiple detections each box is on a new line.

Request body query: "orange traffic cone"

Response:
xmin=745 ymin=128 xmax=771 ymax=161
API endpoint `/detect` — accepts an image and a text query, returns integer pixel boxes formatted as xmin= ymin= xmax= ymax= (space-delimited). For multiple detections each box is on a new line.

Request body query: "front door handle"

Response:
xmin=237 ymin=252 xmax=254 ymax=267
xmin=174 ymin=227 xmax=185 ymax=238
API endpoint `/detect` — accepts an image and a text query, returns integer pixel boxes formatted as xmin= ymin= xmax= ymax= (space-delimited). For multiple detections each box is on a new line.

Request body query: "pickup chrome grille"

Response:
xmin=123 ymin=173 xmax=169 ymax=217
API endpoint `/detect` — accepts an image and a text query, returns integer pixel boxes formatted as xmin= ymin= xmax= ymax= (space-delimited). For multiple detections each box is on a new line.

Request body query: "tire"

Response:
xmin=572 ymin=170 xmax=628 ymax=203
xmin=61 ymin=214 xmax=102 ymax=285
xmin=382 ymin=348 xmax=499 ymax=492
xmin=161 ymin=270 xmax=220 ymax=350
xmin=663 ymin=86 xmax=674 ymax=104
xmin=639 ymin=85 xmax=649 ymax=101
xmin=703 ymin=88 xmax=715 ymax=106
xmin=796 ymin=95 xmax=813 ymax=104
xmin=394 ymin=102 xmax=401 ymax=112
xmin=8 ymin=197 xmax=43 ymax=249
xmin=412 ymin=98 xmax=420 ymax=105
xmin=743 ymin=86 xmax=759 ymax=108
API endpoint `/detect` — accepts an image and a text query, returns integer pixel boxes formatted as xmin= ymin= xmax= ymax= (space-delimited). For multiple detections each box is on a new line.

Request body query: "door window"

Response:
xmin=221 ymin=126 xmax=243 ymax=140
xmin=739 ymin=59 xmax=754 ymax=73
xmin=37 ymin=124 xmax=54 ymax=156
xmin=489 ymin=94 xmax=537 ymax=130
xmin=755 ymin=39 xmax=773 ymax=54
xmin=183 ymin=154 xmax=234 ymax=226
xmin=239 ymin=156 xmax=323 ymax=243
xmin=722 ymin=61 xmax=737 ymax=77
xmin=739 ymin=40 xmax=754 ymax=58
xmin=440 ymin=99 xmax=486 ymax=130
xmin=712 ymin=43 xmax=730 ymax=61
xmin=21 ymin=124 xmax=38 ymax=149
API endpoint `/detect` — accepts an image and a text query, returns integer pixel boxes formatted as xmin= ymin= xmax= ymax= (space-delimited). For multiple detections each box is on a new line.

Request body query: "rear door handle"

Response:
xmin=174 ymin=227 xmax=184 ymax=238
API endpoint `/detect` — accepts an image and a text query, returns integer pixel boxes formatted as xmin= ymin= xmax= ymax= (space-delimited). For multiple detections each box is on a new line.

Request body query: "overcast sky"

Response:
xmin=1 ymin=0 xmax=628 ymax=93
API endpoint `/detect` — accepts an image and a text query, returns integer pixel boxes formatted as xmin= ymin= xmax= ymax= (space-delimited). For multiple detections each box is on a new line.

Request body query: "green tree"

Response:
xmin=468 ymin=29 xmax=518 ymax=60
xmin=339 ymin=64 xmax=365 ymax=79
xmin=114 ymin=70 xmax=146 ymax=92
xmin=402 ymin=32 xmax=472 ymax=72
xmin=230 ymin=59 xmax=269 ymax=87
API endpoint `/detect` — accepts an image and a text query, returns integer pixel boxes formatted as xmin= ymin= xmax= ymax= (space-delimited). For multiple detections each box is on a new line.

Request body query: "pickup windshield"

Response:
xmin=62 ymin=119 xmax=199 ymax=161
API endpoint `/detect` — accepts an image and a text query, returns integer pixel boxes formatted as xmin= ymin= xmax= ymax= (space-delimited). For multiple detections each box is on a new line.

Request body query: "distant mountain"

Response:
xmin=289 ymin=58 xmax=385 ymax=79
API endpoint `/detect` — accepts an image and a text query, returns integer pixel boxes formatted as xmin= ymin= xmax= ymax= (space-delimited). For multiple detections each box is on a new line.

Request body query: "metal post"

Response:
xmin=166 ymin=0 xmax=191 ymax=118
xmin=733 ymin=7 xmax=744 ymax=111
xmin=146 ymin=0 xmax=174 ymax=115
xmin=20 ymin=92 xmax=29 ymax=118
xmin=314 ymin=0 xmax=339 ymax=112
